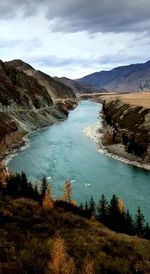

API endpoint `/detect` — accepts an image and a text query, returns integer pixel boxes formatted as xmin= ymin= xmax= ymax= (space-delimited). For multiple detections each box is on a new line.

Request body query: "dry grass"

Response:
xmin=1 ymin=196 xmax=150 ymax=274
xmin=102 ymin=91 xmax=150 ymax=108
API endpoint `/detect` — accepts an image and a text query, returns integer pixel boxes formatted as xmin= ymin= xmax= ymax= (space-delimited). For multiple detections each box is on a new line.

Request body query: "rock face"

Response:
xmin=0 ymin=60 xmax=77 ymax=166
xmin=77 ymin=60 xmax=150 ymax=92
xmin=101 ymin=98 xmax=150 ymax=163
xmin=5 ymin=59 xmax=76 ymax=100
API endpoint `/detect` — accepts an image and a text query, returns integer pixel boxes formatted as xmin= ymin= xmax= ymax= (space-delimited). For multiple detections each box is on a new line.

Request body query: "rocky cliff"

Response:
xmin=101 ymin=94 xmax=150 ymax=164
xmin=0 ymin=60 xmax=77 ymax=171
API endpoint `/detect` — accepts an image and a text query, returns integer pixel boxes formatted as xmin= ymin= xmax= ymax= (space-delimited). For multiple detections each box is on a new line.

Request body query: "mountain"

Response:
xmin=54 ymin=76 xmax=107 ymax=94
xmin=5 ymin=59 xmax=76 ymax=100
xmin=0 ymin=60 xmax=77 ymax=171
xmin=77 ymin=60 xmax=150 ymax=92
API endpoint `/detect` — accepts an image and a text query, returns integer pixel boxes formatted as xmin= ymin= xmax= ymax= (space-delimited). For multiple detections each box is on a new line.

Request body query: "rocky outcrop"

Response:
xmin=101 ymin=98 xmax=150 ymax=163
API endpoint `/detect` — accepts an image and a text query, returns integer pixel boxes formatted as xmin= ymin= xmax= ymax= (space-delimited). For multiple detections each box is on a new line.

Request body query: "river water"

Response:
xmin=8 ymin=100 xmax=150 ymax=221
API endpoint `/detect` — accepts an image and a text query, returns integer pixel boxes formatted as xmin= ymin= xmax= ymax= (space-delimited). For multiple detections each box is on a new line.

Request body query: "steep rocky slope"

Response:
xmin=101 ymin=93 xmax=150 ymax=164
xmin=0 ymin=60 xmax=77 ymax=170
xmin=77 ymin=60 xmax=150 ymax=92
xmin=5 ymin=60 xmax=76 ymax=100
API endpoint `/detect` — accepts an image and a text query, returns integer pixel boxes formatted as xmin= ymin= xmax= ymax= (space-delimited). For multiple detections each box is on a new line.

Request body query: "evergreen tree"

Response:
xmin=84 ymin=201 xmax=90 ymax=217
xmin=107 ymin=194 xmax=121 ymax=231
xmin=124 ymin=209 xmax=134 ymax=235
xmin=79 ymin=202 xmax=84 ymax=211
xmin=41 ymin=176 xmax=48 ymax=199
xmin=7 ymin=173 xmax=20 ymax=197
xmin=134 ymin=206 xmax=145 ymax=236
xmin=144 ymin=222 xmax=150 ymax=239
xmin=89 ymin=196 xmax=96 ymax=215
xmin=20 ymin=171 xmax=28 ymax=196
xmin=97 ymin=194 xmax=108 ymax=224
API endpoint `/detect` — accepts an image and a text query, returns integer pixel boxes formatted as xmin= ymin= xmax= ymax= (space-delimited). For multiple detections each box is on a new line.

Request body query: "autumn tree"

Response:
xmin=47 ymin=236 xmax=75 ymax=274
xmin=42 ymin=184 xmax=54 ymax=209
xmin=81 ymin=257 xmax=95 ymax=274
xmin=63 ymin=179 xmax=72 ymax=203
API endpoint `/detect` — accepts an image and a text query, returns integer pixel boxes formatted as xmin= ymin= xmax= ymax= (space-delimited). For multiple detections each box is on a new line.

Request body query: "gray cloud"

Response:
xmin=28 ymin=51 xmax=149 ymax=72
xmin=0 ymin=0 xmax=150 ymax=33
xmin=0 ymin=0 xmax=44 ymax=18
xmin=47 ymin=0 xmax=150 ymax=33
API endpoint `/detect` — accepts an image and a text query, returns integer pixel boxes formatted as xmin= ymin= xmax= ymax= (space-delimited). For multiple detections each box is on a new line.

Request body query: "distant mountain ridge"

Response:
xmin=77 ymin=60 xmax=150 ymax=92
xmin=54 ymin=76 xmax=108 ymax=94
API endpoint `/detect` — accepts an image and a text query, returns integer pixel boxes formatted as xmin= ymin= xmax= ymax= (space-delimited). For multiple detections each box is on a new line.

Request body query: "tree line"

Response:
xmin=80 ymin=194 xmax=150 ymax=239
xmin=0 ymin=171 xmax=150 ymax=240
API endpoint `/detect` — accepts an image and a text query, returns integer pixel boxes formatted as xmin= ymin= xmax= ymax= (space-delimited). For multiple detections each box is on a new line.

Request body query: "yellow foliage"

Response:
xmin=47 ymin=237 xmax=75 ymax=274
xmin=118 ymin=197 xmax=125 ymax=213
xmin=42 ymin=185 xmax=55 ymax=209
xmin=63 ymin=179 xmax=72 ymax=203
xmin=81 ymin=257 xmax=95 ymax=274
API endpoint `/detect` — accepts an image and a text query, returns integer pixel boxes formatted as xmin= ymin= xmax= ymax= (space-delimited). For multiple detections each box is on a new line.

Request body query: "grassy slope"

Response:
xmin=0 ymin=197 xmax=150 ymax=274
xmin=101 ymin=91 xmax=150 ymax=108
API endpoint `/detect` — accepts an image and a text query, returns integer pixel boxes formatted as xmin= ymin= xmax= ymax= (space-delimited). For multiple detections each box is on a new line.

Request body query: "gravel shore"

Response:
xmin=83 ymin=122 xmax=150 ymax=170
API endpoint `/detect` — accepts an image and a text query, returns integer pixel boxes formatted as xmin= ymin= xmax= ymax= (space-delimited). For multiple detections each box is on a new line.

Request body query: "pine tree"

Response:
xmin=134 ymin=206 xmax=145 ymax=236
xmin=7 ymin=173 xmax=20 ymax=197
xmin=89 ymin=196 xmax=96 ymax=215
xmin=41 ymin=176 xmax=48 ymax=198
xmin=84 ymin=201 xmax=89 ymax=215
xmin=79 ymin=202 xmax=83 ymax=211
xmin=107 ymin=194 xmax=121 ymax=231
xmin=124 ymin=209 xmax=134 ymax=235
xmin=20 ymin=171 xmax=28 ymax=196
xmin=97 ymin=194 xmax=108 ymax=224
xmin=144 ymin=222 xmax=150 ymax=239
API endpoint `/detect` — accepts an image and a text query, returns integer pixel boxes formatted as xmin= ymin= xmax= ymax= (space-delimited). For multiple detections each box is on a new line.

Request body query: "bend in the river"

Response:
xmin=8 ymin=100 xmax=150 ymax=221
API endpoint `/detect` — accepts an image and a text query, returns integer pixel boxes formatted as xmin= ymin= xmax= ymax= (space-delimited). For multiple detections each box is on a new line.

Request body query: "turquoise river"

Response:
xmin=8 ymin=100 xmax=150 ymax=221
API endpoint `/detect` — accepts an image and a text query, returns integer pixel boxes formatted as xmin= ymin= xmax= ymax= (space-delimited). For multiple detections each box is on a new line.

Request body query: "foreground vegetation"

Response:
xmin=0 ymin=172 xmax=150 ymax=273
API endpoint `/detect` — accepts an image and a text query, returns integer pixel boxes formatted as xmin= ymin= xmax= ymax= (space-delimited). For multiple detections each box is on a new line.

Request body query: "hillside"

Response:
xmin=77 ymin=60 xmax=150 ymax=92
xmin=97 ymin=92 xmax=150 ymax=166
xmin=0 ymin=60 xmax=77 ymax=173
xmin=5 ymin=60 xmax=76 ymax=100
xmin=54 ymin=76 xmax=107 ymax=94
xmin=1 ymin=194 xmax=150 ymax=274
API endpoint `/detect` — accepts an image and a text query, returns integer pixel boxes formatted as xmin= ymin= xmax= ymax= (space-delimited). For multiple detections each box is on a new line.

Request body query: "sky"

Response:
xmin=0 ymin=0 xmax=150 ymax=79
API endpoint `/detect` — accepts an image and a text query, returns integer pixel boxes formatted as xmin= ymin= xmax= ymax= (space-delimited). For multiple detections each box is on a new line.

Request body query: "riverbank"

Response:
xmin=0 ymin=99 xmax=78 ymax=175
xmin=83 ymin=122 xmax=150 ymax=171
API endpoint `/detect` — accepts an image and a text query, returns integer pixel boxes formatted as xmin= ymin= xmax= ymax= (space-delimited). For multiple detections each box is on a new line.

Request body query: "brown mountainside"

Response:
xmin=6 ymin=59 xmax=76 ymax=100
xmin=0 ymin=60 xmax=77 ymax=170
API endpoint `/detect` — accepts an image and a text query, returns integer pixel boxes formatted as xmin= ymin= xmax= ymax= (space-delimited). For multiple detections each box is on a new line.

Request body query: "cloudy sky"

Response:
xmin=0 ymin=0 xmax=150 ymax=79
